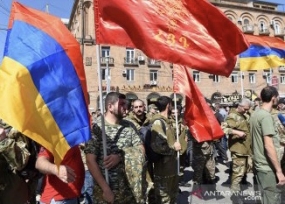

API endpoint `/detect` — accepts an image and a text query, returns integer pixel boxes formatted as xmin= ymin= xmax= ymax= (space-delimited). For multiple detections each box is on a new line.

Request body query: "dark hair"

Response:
xmin=104 ymin=92 xmax=126 ymax=111
xmin=254 ymin=97 xmax=261 ymax=102
xmin=125 ymin=99 xmax=132 ymax=111
xmin=260 ymin=86 xmax=278 ymax=103
xmin=156 ymin=96 xmax=172 ymax=112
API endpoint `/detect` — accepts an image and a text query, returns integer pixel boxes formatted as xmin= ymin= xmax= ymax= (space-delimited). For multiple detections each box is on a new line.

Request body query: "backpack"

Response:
xmin=139 ymin=119 xmax=166 ymax=163
xmin=16 ymin=137 xmax=41 ymax=180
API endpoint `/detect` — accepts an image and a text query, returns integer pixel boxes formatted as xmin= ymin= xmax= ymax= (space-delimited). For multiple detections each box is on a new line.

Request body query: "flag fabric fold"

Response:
xmin=0 ymin=2 xmax=91 ymax=165
xmin=173 ymin=65 xmax=224 ymax=142
xmin=240 ymin=34 xmax=285 ymax=71
xmin=94 ymin=0 xmax=249 ymax=77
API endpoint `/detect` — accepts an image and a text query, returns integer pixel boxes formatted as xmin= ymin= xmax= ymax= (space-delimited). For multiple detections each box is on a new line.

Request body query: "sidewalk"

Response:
xmin=177 ymin=157 xmax=259 ymax=204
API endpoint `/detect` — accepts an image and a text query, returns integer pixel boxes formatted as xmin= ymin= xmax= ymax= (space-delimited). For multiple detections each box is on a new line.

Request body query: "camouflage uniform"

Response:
xmin=222 ymin=109 xmax=251 ymax=193
xmin=150 ymin=114 xmax=179 ymax=204
xmin=126 ymin=112 xmax=151 ymax=131
xmin=0 ymin=120 xmax=30 ymax=204
xmin=192 ymin=139 xmax=215 ymax=184
xmin=271 ymin=109 xmax=285 ymax=171
xmin=85 ymin=117 xmax=144 ymax=204
xmin=126 ymin=112 xmax=154 ymax=203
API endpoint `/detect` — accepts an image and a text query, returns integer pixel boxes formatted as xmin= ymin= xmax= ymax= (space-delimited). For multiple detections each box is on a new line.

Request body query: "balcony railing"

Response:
xmin=242 ymin=25 xmax=254 ymax=34
xmin=100 ymin=57 xmax=114 ymax=65
xmin=124 ymin=57 xmax=138 ymax=66
xmin=274 ymin=30 xmax=285 ymax=37
xmin=259 ymin=27 xmax=270 ymax=35
xmin=148 ymin=58 xmax=161 ymax=67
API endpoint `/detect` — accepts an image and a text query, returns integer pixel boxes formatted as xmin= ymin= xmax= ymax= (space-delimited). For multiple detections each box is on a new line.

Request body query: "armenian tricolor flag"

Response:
xmin=240 ymin=34 xmax=285 ymax=71
xmin=0 ymin=2 xmax=91 ymax=165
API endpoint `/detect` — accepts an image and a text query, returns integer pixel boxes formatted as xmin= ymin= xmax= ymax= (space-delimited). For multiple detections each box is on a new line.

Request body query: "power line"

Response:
xmin=0 ymin=1 xmax=10 ymax=14
xmin=0 ymin=0 xmax=10 ymax=12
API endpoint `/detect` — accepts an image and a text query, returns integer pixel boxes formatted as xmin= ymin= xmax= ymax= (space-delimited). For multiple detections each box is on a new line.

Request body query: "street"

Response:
xmin=177 ymin=156 xmax=258 ymax=204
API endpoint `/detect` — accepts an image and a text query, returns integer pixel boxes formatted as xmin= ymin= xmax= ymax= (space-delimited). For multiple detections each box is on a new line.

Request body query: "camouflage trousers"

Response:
xmin=153 ymin=175 xmax=179 ymax=204
xmin=192 ymin=153 xmax=215 ymax=184
xmin=93 ymin=184 xmax=136 ymax=204
xmin=231 ymin=153 xmax=249 ymax=192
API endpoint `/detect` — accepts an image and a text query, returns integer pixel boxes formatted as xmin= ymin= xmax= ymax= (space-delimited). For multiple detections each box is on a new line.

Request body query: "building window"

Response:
xmin=101 ymin=47 xmax=110 ymax=57
xmin=193 ymin=71 xmax=200 ymax=82
xmin=101 ymin=68 xmax=107 ymax=80
xmin=150 ymin=70 xmax=158 ymax=82
xmin=266 ymin=75 xmax=271 ymax=84
xmin=231 ymin=72 xmax=238 ymax=83
xmin=244 ymin=19 xmax=250 ymax=25
xmin=126 ymin=48 xmax=135 ymax=63
xmin=126 ymin=69 xmax=134 ymax=81
xmin=274 ymin=23 xmax=281 ymax=34
xmin=249 ymin=73 xmax=256 ymax=83
xmin=259 ymin=20 xmax=266 ymax=32
xmin=213 ymin=75 xmax=220 ymax=83
xmin=280 ymin=74 xmax=285 ymax=84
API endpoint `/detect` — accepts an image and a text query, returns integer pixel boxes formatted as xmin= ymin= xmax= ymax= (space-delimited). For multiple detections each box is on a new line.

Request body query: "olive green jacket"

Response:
xmin=271 ymin=109 xmax=285 ymax=146
xmin=150 ymin=114 xmax=177 ymax=177
xmin=222 ymin=109 xmax=251 ymax=155
xmin=170 ymin=118 xmax=188 ymax=155
xmin=126 ymin=112 xmax=151 ymax=131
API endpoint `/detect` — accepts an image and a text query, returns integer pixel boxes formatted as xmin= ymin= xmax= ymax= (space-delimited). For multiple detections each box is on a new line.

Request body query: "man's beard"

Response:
xmin=113 ymin=109 xmax=124 ymax=120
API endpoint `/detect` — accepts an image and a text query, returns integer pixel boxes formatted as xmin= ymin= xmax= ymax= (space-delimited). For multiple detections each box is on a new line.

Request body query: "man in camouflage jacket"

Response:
xmin=272 ymin=99 xmax=285 ymax=171
xmin=85 ymin=92 xmax=145 ymax=204
xmin=126 ymin=99 xmax=155 ymax=203
xmin=126 ymin=99 xmax=151 ymax=131
xmin=150 ymin=96 xmax=181 ymax=204
xmin=0 ymin=119 xmax=30 ymax=203
xmin=222 ymin=98 xmax=252 ymax=203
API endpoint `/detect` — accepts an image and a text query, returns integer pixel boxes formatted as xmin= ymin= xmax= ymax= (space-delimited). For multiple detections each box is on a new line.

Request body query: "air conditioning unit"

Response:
xmin=150 ymin=81 xmax=157 ymax=85
xmin=263 ymin=72 xmax=269 ymax=77
xmin=138 ymin=56 xmax=145 ymax=61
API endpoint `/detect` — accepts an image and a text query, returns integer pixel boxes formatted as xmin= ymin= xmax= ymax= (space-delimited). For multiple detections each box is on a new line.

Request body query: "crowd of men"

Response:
xmin=1 ymin=86 xmax=285 ymax=204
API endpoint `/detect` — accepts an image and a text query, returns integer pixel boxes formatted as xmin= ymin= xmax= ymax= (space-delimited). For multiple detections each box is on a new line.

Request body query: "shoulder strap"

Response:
xmin=114 ymin=126 xmax=126 ymax=143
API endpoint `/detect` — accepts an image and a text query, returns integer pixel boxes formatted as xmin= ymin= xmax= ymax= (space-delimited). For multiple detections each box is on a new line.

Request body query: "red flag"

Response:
xmin=173 ymin=65 xmax=224 ymax=142
xmin=94 ymin=0 xmax=249 ymax=77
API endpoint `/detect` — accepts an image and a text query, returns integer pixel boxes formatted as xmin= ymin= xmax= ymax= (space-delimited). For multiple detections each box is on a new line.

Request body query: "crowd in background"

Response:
xmin=1 ymin=86 xmax=285 ymax=204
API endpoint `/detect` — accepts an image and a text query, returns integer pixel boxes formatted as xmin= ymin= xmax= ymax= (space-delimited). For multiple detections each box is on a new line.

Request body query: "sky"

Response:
xmin=0 ymin=0 xmax=74 ymax=59
xmin=0 ymin=0 xmax=284 ymax=61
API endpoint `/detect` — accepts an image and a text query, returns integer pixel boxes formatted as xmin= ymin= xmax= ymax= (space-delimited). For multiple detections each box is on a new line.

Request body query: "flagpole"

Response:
xmin=96 ymin=45 xmax=109 ymax=183
xmin=173 ymin=93 xmax=180 ymax=176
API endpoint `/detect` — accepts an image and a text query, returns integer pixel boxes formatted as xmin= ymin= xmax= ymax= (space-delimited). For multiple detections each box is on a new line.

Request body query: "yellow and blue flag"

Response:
xmin=240 ymin=34 xmax=285 ymax=71
xmin=0 ymin=3 xmax=91 ymax=165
